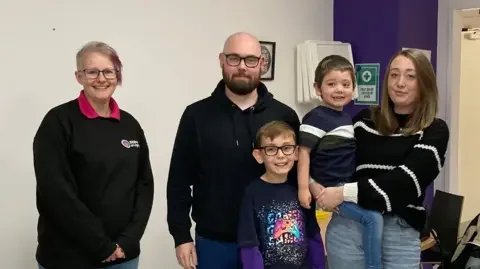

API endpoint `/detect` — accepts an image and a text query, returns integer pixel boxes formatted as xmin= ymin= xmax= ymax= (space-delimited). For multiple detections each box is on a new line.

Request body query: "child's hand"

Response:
xmin=298 ymin=188 xmax=312 ymax=209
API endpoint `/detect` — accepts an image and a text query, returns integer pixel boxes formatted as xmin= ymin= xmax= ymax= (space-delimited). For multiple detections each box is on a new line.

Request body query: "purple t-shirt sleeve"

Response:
xmin=238 ymin=186 xmax=263 ymax=268
xmin=307 ymin=233 xmax=326 ymax=269
xmin=240 ymin=247 xmax=264 ymax=269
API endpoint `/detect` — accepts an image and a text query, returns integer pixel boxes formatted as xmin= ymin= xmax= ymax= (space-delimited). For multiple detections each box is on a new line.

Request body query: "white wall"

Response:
xmin=0 ymin=0 xmax=333 ymax=268
xmin=458 ymin=33 xmax=480 ymax=222
xmin=437 ymin=0 xmax=480 ymax=194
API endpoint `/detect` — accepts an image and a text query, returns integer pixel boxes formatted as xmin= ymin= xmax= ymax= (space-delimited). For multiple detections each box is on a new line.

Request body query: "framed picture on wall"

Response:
xmin=260 ymin=41 xmax=276 ymax=80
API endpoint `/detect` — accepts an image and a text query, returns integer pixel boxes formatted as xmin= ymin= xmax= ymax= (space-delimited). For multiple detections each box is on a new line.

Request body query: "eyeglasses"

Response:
xmin=224 ymin=53 xmax=261 ymax=68
xmin=258 ymin=145 xmax=297 ymax=156
xmin=81 ymin=69 xmax=118 ymax=79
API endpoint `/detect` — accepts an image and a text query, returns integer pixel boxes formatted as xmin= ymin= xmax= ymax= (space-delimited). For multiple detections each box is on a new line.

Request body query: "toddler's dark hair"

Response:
xmin=314 ymin=55 xmax=356 ymax=88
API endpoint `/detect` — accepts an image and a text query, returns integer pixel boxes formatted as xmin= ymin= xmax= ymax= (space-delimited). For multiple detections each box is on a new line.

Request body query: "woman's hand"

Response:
xmin=102 ymin=244 xmax=125 ymax=263
xmin=317 ymin=186 xmax=344 ymax=211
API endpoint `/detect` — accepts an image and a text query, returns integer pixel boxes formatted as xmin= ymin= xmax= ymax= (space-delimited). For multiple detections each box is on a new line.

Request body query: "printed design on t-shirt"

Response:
xmin=273 ymin=215 xmax=301 ymax=242
xmin=259 ymin=199 xmax=307 ymax=267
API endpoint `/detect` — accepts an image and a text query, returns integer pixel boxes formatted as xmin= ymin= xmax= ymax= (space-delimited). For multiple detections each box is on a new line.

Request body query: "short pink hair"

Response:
xmin=76 ymin=41 xmax=123 ymax=85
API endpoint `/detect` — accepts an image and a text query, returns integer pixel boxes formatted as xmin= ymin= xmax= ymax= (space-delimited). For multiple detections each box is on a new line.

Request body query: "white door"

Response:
xmin=458 ymin=32 xmax=480 ymax=222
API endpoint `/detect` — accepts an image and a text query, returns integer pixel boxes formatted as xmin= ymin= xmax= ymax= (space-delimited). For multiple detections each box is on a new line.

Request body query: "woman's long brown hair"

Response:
xmin=371 ymin=49 xmax=438 ymax=135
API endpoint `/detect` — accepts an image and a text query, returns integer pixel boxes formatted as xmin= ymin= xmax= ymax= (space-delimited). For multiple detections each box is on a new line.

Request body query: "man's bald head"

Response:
xmin=222 ymin=32 xmax=261 ymax=56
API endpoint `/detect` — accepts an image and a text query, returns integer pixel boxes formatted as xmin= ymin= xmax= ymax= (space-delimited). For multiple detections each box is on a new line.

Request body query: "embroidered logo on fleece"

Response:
xmin=121 ymin=139 xmax=140 ymax=148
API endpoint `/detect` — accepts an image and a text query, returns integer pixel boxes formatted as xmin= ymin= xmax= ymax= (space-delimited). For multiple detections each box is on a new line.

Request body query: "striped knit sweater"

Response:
xmin=343 ymin=108 xmax=450 ymax=231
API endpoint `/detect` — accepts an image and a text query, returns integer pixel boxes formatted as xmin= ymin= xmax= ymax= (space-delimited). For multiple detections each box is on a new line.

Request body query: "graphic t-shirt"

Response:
xmin=238 ymin=178 xmax=311 ymax=269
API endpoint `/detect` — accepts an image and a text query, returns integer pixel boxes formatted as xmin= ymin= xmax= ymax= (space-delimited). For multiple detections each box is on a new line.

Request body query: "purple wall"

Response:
xmin=334 ymin=1 xmax=401 ymax=118
xmin=397 ymin=0 xmax=438 ymax=72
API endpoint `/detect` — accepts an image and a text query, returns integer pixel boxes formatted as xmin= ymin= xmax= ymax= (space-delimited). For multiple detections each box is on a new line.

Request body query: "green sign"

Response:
xmin=354 ymin=63 xmax=380 ymax=105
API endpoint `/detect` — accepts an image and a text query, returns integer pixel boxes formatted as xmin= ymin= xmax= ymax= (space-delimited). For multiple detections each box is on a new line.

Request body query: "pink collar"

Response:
xmin=77 ymin=90 xmax=120 ymax=120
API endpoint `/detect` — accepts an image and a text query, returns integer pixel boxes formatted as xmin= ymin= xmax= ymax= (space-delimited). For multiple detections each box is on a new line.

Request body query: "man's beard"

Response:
xmin=223 ymin=69 xmax=260 ymax=96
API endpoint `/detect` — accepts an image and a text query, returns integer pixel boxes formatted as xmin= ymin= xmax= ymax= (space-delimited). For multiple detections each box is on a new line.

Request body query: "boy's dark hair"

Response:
xmin=254 ymin=121 xmax=296 ymax=148
xmin=314 ymin=55 xmax=356 ymax=89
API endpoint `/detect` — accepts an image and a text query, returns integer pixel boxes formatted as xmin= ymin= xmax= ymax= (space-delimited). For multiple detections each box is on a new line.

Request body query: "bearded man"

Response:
xmin=166 ymin=32 xmax=300 ymax=269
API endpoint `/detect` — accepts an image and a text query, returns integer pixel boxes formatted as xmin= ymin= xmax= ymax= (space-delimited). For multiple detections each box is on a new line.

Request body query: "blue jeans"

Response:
xmin=326 ymin=213 xmax=420 ymax=269
xmin=38 ymin=257 xmax=139 ymax=269
xmin=337 ymin=201 xmax=383 ymax=269
xmin=195 ymin=234 xmax=241 ymax=269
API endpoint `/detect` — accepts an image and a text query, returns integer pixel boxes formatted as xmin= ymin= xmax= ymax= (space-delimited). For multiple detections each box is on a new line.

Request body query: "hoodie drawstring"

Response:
xmin=248 ymin=106 xmax=255 ymax=148
xmin=232 ymin=106 xmax=255 ymax=147
xmin=232 ymin=106 xmax=239 ymax=146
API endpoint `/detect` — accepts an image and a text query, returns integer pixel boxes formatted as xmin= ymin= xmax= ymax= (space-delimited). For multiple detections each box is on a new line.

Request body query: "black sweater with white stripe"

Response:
xmin=343 ymin=108 xmax=450 ymax=232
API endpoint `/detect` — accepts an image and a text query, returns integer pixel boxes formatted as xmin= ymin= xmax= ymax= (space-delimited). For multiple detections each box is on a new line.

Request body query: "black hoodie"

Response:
xmin=166 ymin=80 xmax=300 ymax=247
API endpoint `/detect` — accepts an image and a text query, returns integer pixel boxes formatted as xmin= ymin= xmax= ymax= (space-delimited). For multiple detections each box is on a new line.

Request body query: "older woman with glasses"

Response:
xmin=33 ymin=41 xmax=154 ymax=269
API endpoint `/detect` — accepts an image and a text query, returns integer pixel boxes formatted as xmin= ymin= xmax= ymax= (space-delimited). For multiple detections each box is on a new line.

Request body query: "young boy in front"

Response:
xmin=237 ymin=121 xmax=324 ymax=269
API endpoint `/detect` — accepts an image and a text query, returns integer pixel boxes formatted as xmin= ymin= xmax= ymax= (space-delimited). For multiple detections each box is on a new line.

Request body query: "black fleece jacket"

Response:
xmin=166 ymin=80 xmax=300 ymax=246
xmin=33 ymin=100 xmax=154 ymax=269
